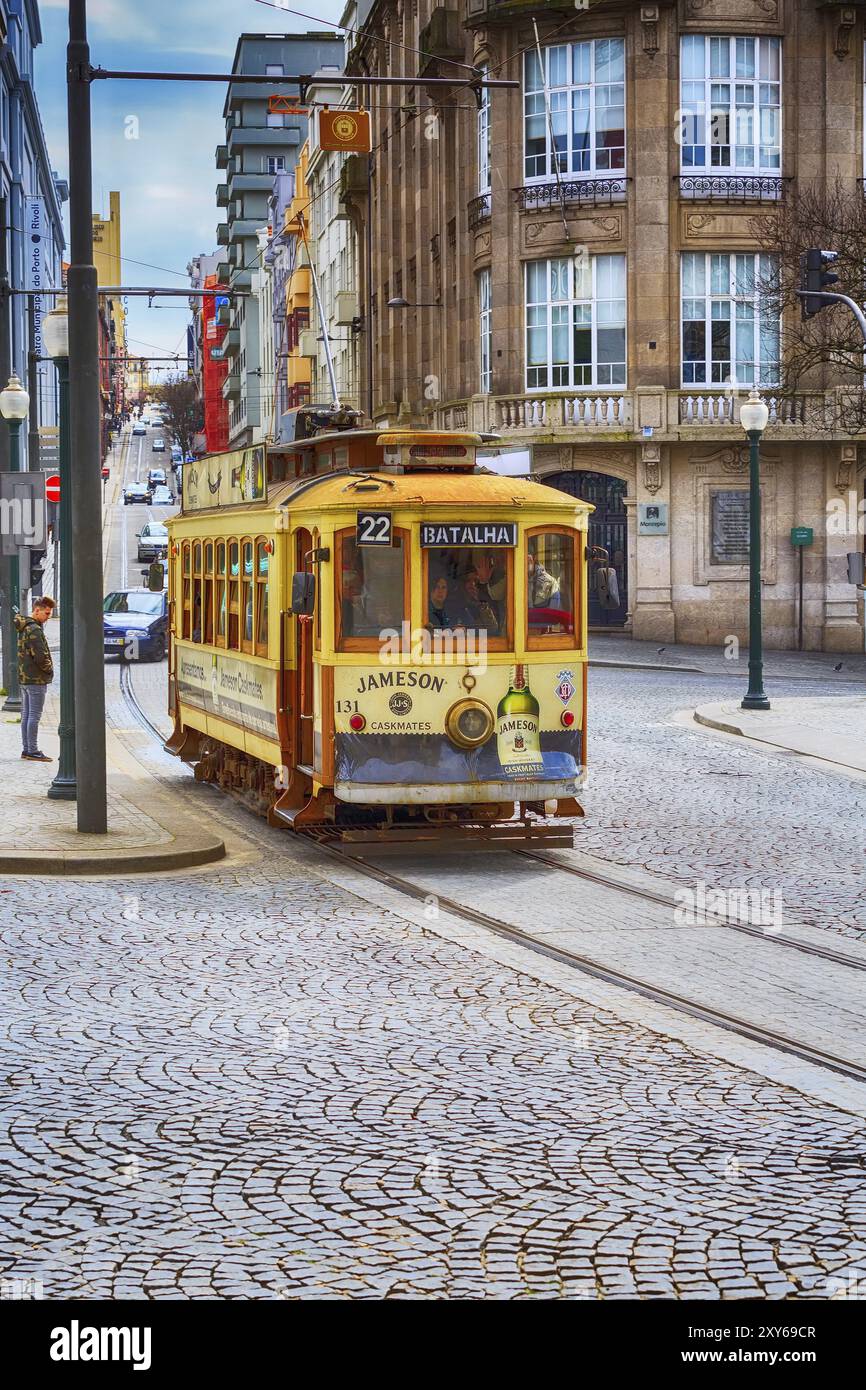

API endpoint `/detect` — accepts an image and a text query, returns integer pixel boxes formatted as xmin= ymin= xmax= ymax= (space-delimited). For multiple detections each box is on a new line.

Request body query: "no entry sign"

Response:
xmin=45 ymin=473 xmax=60 ymax=504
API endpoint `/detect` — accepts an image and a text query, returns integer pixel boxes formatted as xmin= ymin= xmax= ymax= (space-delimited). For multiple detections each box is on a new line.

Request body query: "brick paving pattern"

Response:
xmin=2 ymin=854 xmax=865 ymax=1299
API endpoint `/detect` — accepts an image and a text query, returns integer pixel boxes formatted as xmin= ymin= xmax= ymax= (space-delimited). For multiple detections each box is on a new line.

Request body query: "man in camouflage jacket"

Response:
xmin=15 ymin=597 xmax=55 ymax=761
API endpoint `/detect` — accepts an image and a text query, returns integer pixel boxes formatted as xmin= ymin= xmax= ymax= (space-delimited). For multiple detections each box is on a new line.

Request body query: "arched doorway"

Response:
xmin=544 ymin=471 xmax=629 ymax=627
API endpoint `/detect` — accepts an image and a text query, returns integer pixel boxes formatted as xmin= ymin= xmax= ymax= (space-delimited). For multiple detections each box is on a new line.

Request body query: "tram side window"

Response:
xmin=181 ymin=542 xmax=192 ymax=640
xmin=255 ymin=539 xmax=269 ymax=656
xmin=204 ymin=542 xmax=214 ymax=645
xmin=228 ymin=541 xmax=240 ymax=649
xmin=425 ymin=547 xmax=510 ymax=645
xmin=527 ymin=530 xmax=577 ymax=647
xmin=216 ymin=541 xmax=227 ymax=647
xmin=338 ymin=531 xmax=405 ymax=643
xmin=192 ymin=543 xmax=203 ymax=643
xmin=242 ymin=540 xmax=254 ymax=652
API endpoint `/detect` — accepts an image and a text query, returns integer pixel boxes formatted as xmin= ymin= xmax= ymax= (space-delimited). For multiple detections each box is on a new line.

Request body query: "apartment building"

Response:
xmin=0 ymin=0 xmax=67 ymax=471
xmin=215 ymin=31 xmax=344 ymax=448
xmin=302 ymin=70 xmax=363 ymax=413
xmin=345 ymin=0 xmax=866 ymax=651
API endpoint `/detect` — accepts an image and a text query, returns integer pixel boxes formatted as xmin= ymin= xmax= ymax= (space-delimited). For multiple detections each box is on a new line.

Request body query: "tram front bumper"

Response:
xmin=334 ymin=778 xmax=583 ymax=805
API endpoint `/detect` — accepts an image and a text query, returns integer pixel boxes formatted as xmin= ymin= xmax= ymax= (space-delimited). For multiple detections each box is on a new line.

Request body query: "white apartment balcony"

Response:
xmin=432 ymin=388 xmax=860 ymax=444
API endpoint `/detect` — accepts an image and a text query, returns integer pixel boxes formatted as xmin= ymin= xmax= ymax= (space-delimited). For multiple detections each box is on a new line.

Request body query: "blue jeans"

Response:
xmin=21 ymin=684 xmax=48 ymax=755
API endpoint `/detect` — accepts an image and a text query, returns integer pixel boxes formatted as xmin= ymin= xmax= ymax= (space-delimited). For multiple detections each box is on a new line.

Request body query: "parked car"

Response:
xmin=132 ymin=423 xmax=146 ymax=436
xmin=147 ymin=468 xmax=167 ymax=488
xmin=150 ymin=485 xmax=175 ymax=508
xmin=152 ymin=437 xmax=166 ymax=452
xmin=136 ymin=521 xmax=168 ymax=562
xmin=123 ymin=482 xmax=152 ymax=505
xmin=170 ymin=445 xmax=182 ymax=463
xmin=103 ymin=588 xmax=168 ymax=662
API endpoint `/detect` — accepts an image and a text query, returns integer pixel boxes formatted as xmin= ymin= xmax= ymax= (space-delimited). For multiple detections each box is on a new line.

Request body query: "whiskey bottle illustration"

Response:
xmin=496 ymin=664 xmax=544 ymax=777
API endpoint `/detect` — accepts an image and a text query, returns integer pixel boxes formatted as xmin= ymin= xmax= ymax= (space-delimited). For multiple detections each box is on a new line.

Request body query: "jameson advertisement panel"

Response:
xmin=333 ymin=661 xmax=582 ymax=794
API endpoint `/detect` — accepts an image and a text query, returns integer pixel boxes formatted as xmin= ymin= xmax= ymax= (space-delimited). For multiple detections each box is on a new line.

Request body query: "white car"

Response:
xmin=150 ymin=485 xmax=175 ymax=507
xmin=132 ymin=423 xmax=146 ymax=436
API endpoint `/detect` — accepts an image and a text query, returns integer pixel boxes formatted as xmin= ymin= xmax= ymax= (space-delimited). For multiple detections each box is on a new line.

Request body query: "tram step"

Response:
xmin=335 ymin=821 xmax=575 ymax=854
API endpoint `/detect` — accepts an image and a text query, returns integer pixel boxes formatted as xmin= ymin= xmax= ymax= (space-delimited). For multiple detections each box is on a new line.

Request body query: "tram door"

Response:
xmin=545 ymin=471 xmax=628 ymax=627
xmin=295 ymin=528 xmax=315 ymax=769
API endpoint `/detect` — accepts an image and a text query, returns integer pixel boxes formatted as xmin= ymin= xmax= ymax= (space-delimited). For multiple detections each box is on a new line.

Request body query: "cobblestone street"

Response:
xmin=2 ymin=659 xmax=866 ymax=1300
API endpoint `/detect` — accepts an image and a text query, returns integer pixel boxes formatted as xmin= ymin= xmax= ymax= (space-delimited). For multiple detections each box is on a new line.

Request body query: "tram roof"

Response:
xmin=280 ymin=469 xmax=594 ymax=513
xmin=172 ymin=468 xmax=594 ymax=522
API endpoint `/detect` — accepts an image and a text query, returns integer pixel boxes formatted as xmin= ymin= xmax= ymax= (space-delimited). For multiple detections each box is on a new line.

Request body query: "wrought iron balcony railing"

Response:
xmin=467 ymin=193 xmax=492 ymax=231
xmin=676 ymin=174 xmax=790 ymax=203
xmin=516 ymin=177 xmax=628 ymax=211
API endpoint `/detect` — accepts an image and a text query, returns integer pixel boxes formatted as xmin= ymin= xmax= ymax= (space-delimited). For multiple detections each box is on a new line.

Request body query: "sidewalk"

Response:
xmin=0 ymin=683 xmax=225 ymax=874
xmin=590 ymin=631 xmax=866 ymax=683
xmin=693 ymin=694 xmax=866 ymax=777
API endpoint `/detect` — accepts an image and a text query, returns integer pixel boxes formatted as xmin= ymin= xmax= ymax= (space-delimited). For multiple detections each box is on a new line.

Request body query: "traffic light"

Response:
xmin=799 ymin=248 xmax=839 ymax=319
xmin=29 ymin=549 xmax=46 ymax=596
xmin=147 ymin=560 xmax=164 ymax=592
xmin=847 ymin=551 xmax=865 ymax=586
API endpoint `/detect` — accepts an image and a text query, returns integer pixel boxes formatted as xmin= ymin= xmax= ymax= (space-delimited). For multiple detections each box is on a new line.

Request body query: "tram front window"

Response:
xmin=339 ymin=533 xmax=405 ymax=641
xmin=426 ymin=548 xmax=509 ymax=640
xmin=527 ymin=531 xmax=576 ymax=644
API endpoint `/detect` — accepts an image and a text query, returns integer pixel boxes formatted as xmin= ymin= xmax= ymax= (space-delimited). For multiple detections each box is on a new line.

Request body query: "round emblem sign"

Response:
xmin=389 ymin=693 xmax=412 ymax=716
xmin=333 ymin=115 xmax=358 ymax=142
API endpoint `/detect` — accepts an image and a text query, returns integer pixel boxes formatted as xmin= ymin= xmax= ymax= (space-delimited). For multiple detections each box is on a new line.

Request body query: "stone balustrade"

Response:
xmin=430 ymin=389 xmax=852 ymax=441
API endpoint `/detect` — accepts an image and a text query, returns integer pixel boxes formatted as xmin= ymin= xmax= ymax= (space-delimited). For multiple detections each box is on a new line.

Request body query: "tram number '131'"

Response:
xmin=356 ymin=511 xmax=392 ymax=546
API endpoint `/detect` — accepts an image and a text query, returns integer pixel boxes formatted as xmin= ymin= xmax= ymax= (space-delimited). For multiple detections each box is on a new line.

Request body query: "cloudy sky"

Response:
xmin=36 ymin=0 xmax=344 ymax=368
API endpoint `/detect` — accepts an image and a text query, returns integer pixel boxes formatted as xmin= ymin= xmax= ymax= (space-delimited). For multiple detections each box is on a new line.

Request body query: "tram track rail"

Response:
xmin=118 ymin=659 xmax=866 ymax=1089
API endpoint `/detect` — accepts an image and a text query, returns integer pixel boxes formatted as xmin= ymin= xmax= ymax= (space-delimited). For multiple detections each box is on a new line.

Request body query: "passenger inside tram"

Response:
xmin=427 ymin=576 xmax=464 ymax=631
xmin=527 ymin=534 xmax=575 ymax=637
xmin=458 ymin=569 xmax=501 ymax=636
xmin=427 ymin=547 xmax=508 ymax=637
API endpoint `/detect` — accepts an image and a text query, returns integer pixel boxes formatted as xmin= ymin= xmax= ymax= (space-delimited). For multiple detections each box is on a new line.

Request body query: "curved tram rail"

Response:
xmin=120 ymin=658 xmax=866 ymax=1090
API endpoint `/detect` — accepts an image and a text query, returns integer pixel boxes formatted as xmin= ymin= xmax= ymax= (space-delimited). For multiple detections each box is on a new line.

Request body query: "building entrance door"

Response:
xmin=544 ymin=471 xmax=629 ymax=627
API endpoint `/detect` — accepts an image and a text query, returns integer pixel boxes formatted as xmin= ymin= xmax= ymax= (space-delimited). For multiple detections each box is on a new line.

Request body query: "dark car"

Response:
xmin=103 ymin=588 xmax=168 ymax=662
xmin=123 ymin=482 xmax=152 ymax=505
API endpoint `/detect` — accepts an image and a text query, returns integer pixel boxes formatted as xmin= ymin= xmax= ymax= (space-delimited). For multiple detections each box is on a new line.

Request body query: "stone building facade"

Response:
xmin=344 ymin=0 xmax=866 ymax=651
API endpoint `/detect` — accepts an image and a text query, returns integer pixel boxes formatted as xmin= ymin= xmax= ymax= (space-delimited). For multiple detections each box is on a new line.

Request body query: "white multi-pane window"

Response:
xmin=680 ymin=35 xmax=781 ymax=174
xmin=478 ymin=65 xmax=491 ymax=195
xmin=525 ymin=254 xmax=626 ymax=390
xmin=479 ymin=268 xmax=492 ymax=394
xmin=681 ymin=253 xmax=780 ymax=386
xmin=524 ymin=39 xmax=625 ymax=182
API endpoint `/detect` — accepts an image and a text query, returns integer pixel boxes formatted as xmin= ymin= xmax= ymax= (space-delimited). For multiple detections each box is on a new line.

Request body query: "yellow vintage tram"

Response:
xmin=165 ymin=425 xmax=591 ymax=845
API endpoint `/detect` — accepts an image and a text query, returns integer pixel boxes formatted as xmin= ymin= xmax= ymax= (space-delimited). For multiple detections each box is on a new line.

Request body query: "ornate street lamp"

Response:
xmin=739 ymin=388 xmax=771 ymax=711
xmin=43 ymin=297 xmax=76 ymax=800
xmin=0 ymin=373 xmax=31 ymax=712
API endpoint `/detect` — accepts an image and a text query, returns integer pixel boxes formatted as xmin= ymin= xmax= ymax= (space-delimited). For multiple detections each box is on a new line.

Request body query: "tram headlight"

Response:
xmin=445 ymin=699 xmax=494 ymax=749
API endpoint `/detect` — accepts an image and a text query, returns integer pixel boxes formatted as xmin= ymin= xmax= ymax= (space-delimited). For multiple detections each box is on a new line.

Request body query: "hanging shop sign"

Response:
xmin=318 ymin=109 xmax=372 ymax=153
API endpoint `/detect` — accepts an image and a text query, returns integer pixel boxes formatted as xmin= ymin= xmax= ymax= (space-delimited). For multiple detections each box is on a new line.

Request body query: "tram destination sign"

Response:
xmin=420 ymin=522 xmax=517 ymax=547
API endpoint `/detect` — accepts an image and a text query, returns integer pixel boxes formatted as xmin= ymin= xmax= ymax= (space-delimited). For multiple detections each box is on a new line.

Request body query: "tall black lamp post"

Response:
xmin=0 ymin=372 xmax=29 ymax=712
xmin=739 ymin=388 xmax=771 ymax=711
xmin=43 ymin=297 xmax=76 ymax=800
